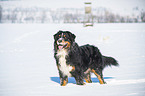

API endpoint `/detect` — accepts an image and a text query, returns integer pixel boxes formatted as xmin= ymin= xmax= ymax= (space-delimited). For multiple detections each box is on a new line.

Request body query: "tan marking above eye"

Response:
xmin=59 ymin=35 xmax=61 ymax=37
xmin=64 ymin=35 xmax=66 ymax=37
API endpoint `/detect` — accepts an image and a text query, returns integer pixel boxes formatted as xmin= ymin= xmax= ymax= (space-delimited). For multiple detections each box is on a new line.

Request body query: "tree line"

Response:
xmin=0 ymin=6 xmax=145 ymax=23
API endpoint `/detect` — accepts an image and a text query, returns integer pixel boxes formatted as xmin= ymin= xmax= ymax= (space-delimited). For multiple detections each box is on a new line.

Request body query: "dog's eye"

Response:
xmin=59 ymin=35 xmax=61 ymax=37
xmin=64 ymin=35 xmax=66 ymax=37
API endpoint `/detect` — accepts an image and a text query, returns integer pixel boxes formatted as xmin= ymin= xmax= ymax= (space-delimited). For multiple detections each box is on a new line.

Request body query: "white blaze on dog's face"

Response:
xmin=54 ymin=31 xmax=76 ymax=50
xmin=56 ymin=33 xmax=67 ymax=50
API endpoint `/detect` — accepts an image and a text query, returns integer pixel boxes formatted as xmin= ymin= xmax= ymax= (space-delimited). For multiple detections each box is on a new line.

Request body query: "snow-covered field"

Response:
xmin=0 ymin=23 xmax=145 ymax=96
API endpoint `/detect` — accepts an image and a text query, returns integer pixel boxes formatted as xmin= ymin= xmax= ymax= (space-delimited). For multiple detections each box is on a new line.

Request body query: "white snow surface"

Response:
xmin=0 ymin=23 xmax=145 ymax=96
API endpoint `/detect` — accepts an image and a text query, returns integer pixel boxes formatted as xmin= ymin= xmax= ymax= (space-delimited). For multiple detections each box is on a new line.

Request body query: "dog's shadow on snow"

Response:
xmin=50 ymin=77 xmax=114 ymax=84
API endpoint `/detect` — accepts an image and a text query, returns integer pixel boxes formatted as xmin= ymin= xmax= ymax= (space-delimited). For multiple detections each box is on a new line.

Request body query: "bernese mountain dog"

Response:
xmin=54 ymin=30 xmax=119 ymax=86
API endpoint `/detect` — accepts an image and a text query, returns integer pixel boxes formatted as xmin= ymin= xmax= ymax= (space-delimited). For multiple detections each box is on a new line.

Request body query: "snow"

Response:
xmin=0 ymin=23 xmax=145 ymax=96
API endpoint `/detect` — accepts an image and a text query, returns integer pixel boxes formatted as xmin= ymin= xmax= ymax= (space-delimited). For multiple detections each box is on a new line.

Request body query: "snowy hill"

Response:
xmin=0 ymin=23 xmax=145 ymax=96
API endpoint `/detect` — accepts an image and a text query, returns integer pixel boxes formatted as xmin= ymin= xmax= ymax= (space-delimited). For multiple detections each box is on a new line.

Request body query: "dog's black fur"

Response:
xmin=54 ymin=30 xmax=119 ymax=86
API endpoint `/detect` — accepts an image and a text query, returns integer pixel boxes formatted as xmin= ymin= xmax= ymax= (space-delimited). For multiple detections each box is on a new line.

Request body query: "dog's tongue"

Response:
xmin=58 ymin=46 xmax=63 ymax=50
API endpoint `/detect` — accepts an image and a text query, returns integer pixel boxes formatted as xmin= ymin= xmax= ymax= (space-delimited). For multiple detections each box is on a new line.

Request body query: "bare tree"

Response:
xmin=0 ymin=6 xmax=2 ymax=23
xmin=141 ymin=11 xmax=145 ymax=22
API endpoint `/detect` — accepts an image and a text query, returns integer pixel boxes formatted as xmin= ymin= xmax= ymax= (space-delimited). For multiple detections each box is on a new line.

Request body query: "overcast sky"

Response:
xmin=1 ymin=0 xmax=145 ymax=9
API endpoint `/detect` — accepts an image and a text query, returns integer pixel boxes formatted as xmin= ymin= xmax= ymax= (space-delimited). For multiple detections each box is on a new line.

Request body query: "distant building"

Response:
xmin=84 ymin=2 xmax=93 ymax=27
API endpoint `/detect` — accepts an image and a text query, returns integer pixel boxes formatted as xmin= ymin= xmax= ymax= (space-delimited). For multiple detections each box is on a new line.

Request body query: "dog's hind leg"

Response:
xmin=92 ymin=69 xmax=106 ymax=84
xmin=84 ymin=73 xmax=92 ymax=83
xmin=84 ymin=68 xmax=92 ymax=83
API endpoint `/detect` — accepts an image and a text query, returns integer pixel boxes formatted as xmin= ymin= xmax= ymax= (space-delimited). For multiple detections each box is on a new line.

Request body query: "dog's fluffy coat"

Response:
xmin=54 ymin=30 xmax=119 ymax=86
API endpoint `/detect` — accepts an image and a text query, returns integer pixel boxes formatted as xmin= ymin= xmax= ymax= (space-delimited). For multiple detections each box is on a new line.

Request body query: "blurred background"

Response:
xmin=0 ymin=0 xmax=145 ymax=24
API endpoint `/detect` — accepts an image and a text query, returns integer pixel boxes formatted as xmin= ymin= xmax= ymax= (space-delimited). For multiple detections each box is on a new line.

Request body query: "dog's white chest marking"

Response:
xmin=56 ymin=49 xmax=73 ymax=77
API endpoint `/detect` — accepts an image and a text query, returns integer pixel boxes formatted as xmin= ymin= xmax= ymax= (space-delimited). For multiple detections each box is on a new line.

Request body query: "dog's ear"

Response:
xmin=66 ymin=31 xmax=76 ymax=41
xmin=71 ymin=33 xmax=76 ymax=41
xmin=53 ymin=33 xmax=57 ymax=39
xmin=53 ymin=30 xmax=63 ymax=39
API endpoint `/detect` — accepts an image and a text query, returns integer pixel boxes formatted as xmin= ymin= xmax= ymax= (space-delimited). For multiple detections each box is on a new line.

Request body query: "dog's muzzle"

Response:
xmin=57 ymin=38 xmax=68 ymax=50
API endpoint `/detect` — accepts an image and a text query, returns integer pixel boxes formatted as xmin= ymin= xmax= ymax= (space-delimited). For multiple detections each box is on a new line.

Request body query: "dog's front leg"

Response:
xmin=73 ymin=72 xmax=85 ymax=85
xmin=60 ymin=76 xmax=68 ymax=86
xmin=58 ymin=71 xmax=68 ymax=86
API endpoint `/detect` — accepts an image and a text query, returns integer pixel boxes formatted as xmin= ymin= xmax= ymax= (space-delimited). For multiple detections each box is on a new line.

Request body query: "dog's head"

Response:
xmin=54 ymin=30 xmax=76 ymax=50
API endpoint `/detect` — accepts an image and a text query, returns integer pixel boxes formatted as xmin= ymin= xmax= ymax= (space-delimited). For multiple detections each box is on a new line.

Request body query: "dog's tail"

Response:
xmin=102 ymin=56 xmax=119 ymax=68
